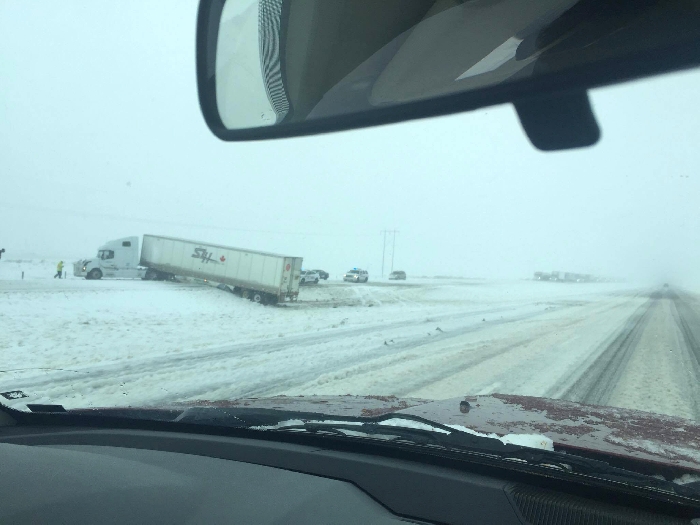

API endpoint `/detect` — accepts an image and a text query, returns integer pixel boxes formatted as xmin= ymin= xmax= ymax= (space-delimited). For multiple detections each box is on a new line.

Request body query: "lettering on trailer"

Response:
xmin=191 ymin=247 xmax=223 ymax=264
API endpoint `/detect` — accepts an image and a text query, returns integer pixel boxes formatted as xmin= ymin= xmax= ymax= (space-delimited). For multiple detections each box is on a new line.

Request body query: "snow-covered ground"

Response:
xmin=2 ymin=259 xmax=698 ymax=422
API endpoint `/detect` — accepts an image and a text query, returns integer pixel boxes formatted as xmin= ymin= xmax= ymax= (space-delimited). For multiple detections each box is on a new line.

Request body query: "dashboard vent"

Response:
xmin=508 ymin=484 xmax=690 ymax=525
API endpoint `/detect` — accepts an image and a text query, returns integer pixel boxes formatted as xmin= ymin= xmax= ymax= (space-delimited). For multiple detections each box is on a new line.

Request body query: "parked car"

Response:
xmin=343 ymin=269 xmax=368 ymax=283
xmin=300 ymin=270 xmax=320 ymax=285
xmin=388 ymin=271 xmax=406 ymax=280
xmin=312 ymin=269 xmax=329 ymax=280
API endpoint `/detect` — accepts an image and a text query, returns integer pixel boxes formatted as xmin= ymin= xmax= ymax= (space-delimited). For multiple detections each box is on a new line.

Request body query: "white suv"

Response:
xmin=300 ymin=270 xmax=320 ymax=285
xmin=343 ymin=269 xmax=368 ymax=283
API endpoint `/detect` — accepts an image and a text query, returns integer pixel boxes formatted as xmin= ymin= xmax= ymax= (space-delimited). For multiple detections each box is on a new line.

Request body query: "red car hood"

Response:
xmin=182 ymin=394 xmax=700 ymax=474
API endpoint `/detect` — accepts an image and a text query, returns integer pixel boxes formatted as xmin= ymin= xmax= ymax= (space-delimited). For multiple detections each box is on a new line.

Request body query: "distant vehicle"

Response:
xmin=343 ymin=269 xmax=368 ymax=283
xmin=388 ymin=271 xmax=406 ymax=280
xmin=312 ymin=269 xmax=329 ymax=280
xmin=300 ymin=270 xmax=320 ymax=284
xmin=74 ymin=235 xmax=303 ymax=304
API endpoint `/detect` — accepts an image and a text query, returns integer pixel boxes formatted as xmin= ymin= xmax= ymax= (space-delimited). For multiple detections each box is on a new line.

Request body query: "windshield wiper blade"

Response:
xmin=173 ymin=407 xmax=700 ymax=498
xmin=276 ymin=419 xmax=700 ymax=499
xmin=176 ymin=406 xmax=549 ymax=454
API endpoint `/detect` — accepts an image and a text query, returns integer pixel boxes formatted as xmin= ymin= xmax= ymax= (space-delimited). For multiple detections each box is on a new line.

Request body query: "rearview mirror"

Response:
xmin=197 ymin=0 xmax=700 ymax=150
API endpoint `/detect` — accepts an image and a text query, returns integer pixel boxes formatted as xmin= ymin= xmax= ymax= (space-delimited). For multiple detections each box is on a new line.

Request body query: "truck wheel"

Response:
xmin=314 ymin=278 xmax=319 ymax=284
xmin=144 ymin=269 xmax=157 ymax=281
xmin=88 ymin=269 xmax=102 ymax=280
xmin=251 ymin=292 xmax=263 ymax=304
xmin=241 ymin=289 xmax=250 ymax=300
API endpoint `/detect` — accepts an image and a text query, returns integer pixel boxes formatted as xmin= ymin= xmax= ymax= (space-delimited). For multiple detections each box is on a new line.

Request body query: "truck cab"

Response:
xmin=73 ymin=237 xmax=146 ymax=280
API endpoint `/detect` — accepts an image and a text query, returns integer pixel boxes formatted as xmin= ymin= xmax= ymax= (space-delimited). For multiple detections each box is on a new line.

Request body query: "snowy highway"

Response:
xmin=2 ymin=261 xmax=700 ymax=422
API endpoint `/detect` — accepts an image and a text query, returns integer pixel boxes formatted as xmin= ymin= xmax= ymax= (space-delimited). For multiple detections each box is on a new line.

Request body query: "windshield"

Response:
xmin=2 ymin=1 xmax=700 ymax=477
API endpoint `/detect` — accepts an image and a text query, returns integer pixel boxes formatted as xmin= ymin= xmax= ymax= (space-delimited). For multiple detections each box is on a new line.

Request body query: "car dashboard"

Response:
xmin=0 ymin=424 xmax=693 ymax=524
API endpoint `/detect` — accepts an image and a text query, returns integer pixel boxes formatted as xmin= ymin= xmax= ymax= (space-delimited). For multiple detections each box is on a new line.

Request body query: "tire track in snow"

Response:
xmin=667 ymin=290 xmax=700 ymax=419
xmin=668 ymin=290 xmax=700 ymax=367
xmin=233 ymin=309 xmax=554 ymax=400
xmin=375 ymin=295 xmax=646 ymax=399
xmin=559 ymin=294 xmax=658 ymax=406
xmin=230 ymin=295 xmax=645 ymax=400
xmin=0 ymin=302 xmax=552 ymax=397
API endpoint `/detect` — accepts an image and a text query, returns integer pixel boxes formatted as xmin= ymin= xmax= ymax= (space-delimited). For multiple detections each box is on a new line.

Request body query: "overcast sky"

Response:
xmin=1 ymin=1 xmax=699 ymax=283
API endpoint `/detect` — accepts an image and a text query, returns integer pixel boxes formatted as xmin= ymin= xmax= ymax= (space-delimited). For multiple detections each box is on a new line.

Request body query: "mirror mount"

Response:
xmin=514 ymin=90 xmax=600 ymax=151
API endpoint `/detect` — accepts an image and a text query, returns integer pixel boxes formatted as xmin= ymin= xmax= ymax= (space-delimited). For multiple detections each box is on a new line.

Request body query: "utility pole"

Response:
xmin=381 ymin=229 xmax=399 ymax=276
xmin=380 ymin=230 xmax=387 ymax=277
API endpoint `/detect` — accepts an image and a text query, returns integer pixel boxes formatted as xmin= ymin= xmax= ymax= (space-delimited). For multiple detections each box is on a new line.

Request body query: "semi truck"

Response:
xmin=73 ymin=236 xmax=146 ymax=279
xmin=74 ymin=235 xmax=303 ymax=304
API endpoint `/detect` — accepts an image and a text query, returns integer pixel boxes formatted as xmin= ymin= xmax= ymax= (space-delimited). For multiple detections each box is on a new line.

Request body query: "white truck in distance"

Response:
xmin=74 ymin=235 xmax=303 ymax=304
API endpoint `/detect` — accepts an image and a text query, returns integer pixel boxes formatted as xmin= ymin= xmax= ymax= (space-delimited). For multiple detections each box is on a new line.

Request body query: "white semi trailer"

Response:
xmin=74 ymin=235 xmax=303 ymax=304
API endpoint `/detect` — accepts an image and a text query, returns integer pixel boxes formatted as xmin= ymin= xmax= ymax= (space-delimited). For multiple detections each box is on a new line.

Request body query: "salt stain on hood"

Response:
xmin=605 ymin=434 xmax=700 ymax=467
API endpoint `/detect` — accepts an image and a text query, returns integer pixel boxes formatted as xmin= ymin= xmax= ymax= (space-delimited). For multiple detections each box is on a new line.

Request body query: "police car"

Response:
xmin=343 ymin=269 xmax=368 ymax=283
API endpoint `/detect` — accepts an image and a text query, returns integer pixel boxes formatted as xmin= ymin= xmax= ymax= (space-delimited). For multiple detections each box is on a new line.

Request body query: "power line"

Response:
xmin=381 ymin=230 xmax=387 ymax=277
xmin=0 ymin=201 xmax=375 ymax=238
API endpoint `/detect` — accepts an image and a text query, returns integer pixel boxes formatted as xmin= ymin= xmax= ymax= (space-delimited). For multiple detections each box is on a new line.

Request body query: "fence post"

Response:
xmin=22 ymin=271 xmax=24 ymax=280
